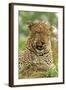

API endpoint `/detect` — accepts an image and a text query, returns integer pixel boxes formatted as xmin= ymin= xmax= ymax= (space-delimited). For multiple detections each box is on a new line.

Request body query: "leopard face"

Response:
xmin=27 ymin=22 xmax=52 ymax=56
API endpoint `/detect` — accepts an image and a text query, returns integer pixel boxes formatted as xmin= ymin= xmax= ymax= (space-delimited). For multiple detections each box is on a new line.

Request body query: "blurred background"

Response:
xmin=18 ymin=11 xmax=58 ymax=78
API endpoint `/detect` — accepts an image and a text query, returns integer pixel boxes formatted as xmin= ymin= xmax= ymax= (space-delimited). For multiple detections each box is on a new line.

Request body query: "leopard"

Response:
xmin=18 ymin=22 xmax=55 ymax=78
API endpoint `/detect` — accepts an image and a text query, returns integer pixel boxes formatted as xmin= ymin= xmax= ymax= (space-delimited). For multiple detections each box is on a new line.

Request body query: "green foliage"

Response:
xmin=19 ymin=40 xmax=25 ymax=50
xmin=19 ymin=38 xmax=26 ymax=50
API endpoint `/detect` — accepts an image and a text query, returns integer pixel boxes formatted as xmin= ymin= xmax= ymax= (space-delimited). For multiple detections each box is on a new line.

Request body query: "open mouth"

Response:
xmin=32 ymin=43 xmax=49 ymax=56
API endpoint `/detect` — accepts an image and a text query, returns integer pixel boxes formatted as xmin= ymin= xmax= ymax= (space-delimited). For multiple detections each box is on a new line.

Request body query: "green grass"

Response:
xmin=19 ymin=65 xmax=58 ymax=79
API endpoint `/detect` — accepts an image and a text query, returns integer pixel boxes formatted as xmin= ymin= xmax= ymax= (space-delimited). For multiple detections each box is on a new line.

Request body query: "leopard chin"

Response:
xmin=35 ymin=49 xmax=44 ymax=56
xmin=35 ymin=49 xmax=49 ymax=56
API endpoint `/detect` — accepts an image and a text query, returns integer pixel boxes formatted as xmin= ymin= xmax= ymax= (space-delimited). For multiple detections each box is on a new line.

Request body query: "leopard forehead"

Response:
xmin=28 ymin=22 xmax=50 ymax=33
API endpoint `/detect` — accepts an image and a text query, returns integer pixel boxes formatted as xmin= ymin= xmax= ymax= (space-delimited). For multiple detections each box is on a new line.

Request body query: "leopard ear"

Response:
xmin=50 ymin=26 xmax=57 ymax=37
xmin=27 ymin=21 xmax=33 ymax=30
